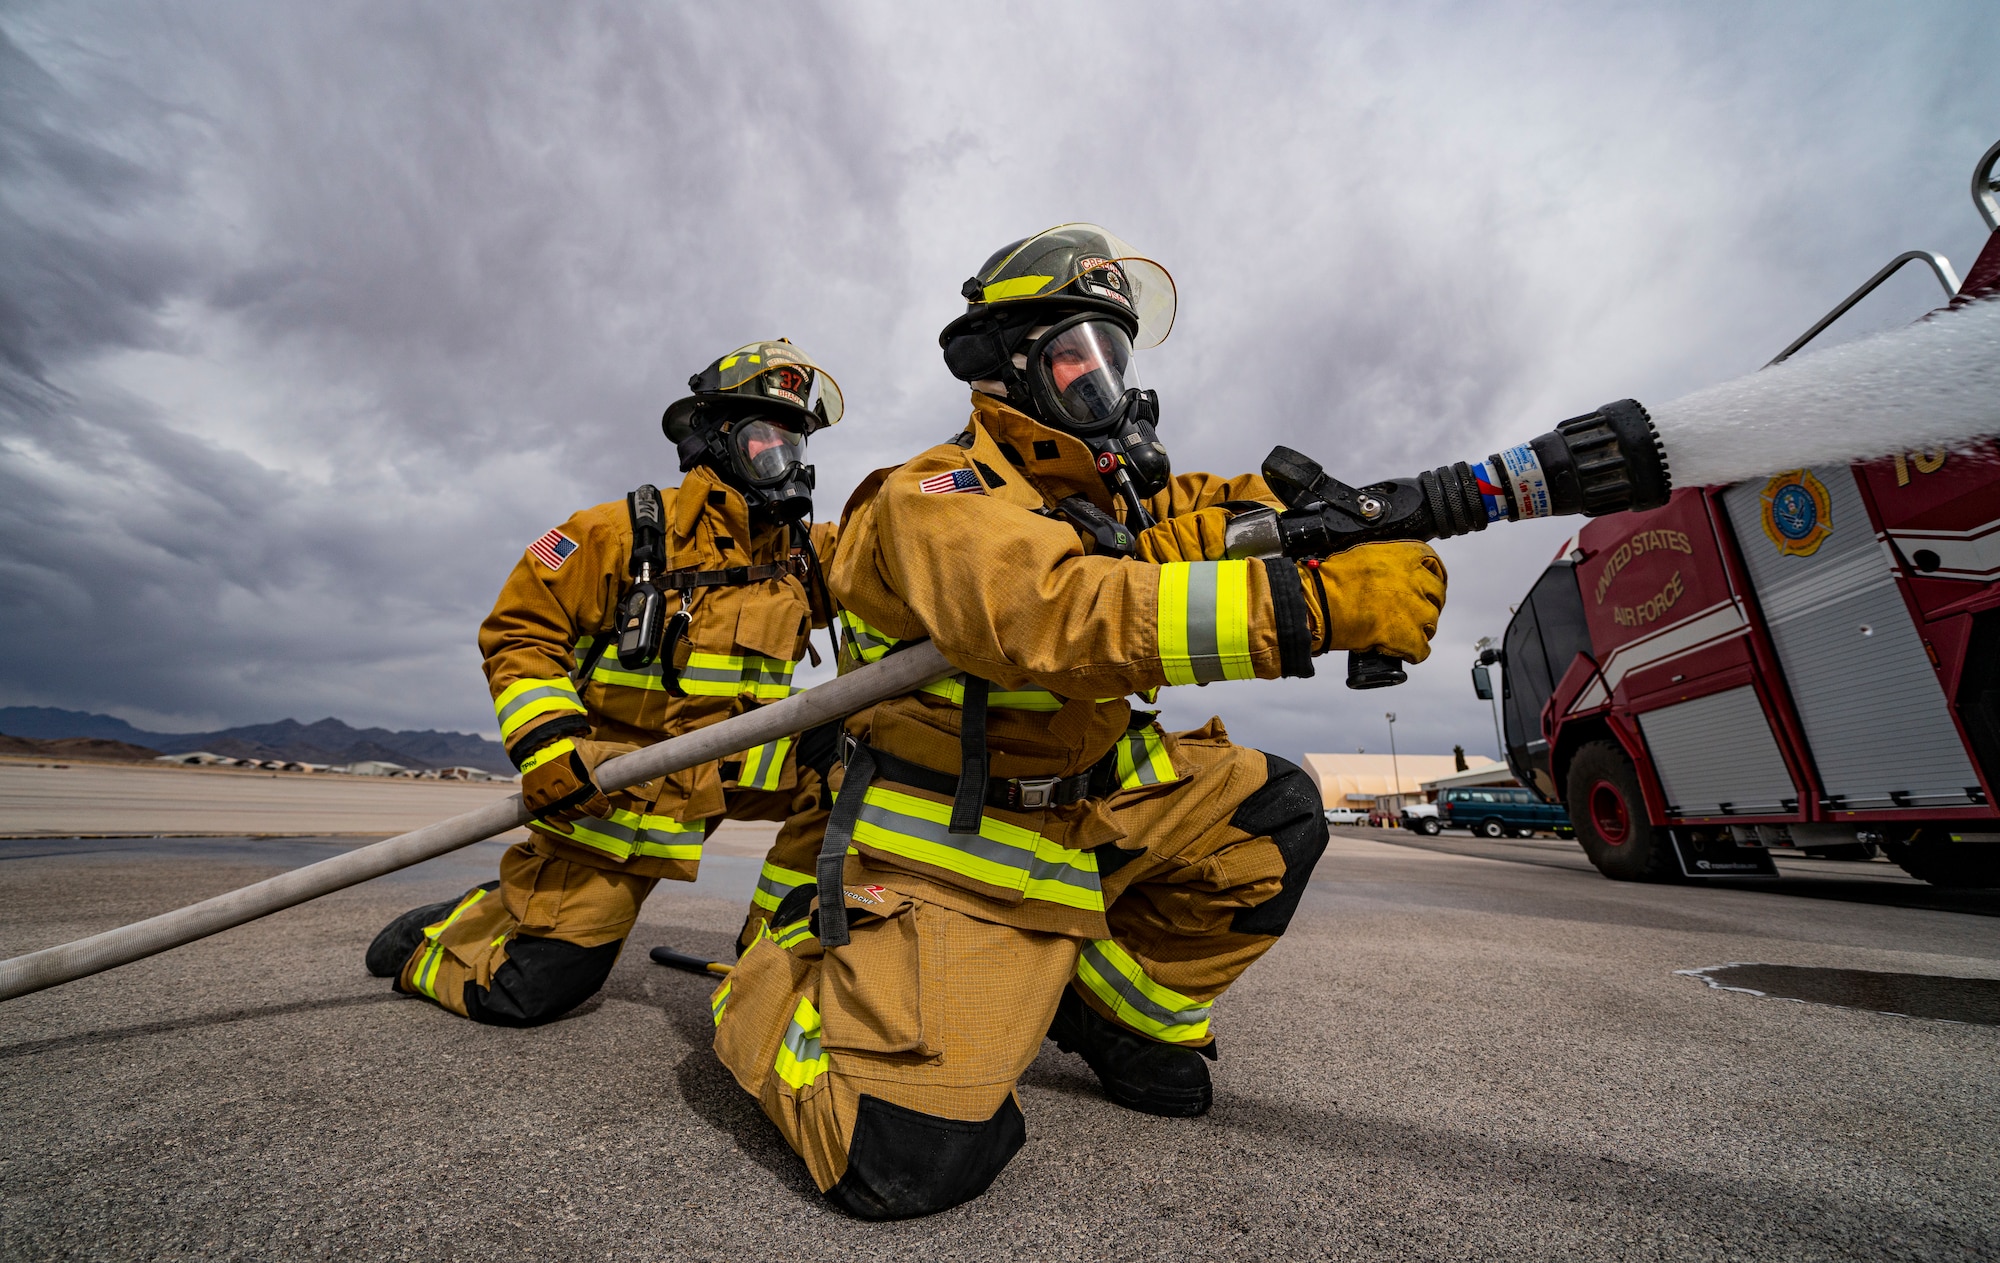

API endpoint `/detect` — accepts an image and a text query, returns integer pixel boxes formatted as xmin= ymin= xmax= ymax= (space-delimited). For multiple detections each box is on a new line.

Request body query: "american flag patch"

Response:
xmin=919 ymin=469 xmax=984 ymax=495
xmin=528 ymin=528 xmax=579 ymax=570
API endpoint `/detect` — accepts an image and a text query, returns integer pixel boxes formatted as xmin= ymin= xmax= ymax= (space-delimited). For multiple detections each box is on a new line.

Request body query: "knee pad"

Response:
xmin=1229 ymin=753 xmax=1330 ymax=936
xmin=823 ymin=1094 xmax=1026 ymax=1220
xmin=462 ymin=935 xmax=622 ymax=1027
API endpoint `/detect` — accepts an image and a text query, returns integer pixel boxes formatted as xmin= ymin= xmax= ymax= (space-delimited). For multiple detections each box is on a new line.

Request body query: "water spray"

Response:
xmin=1227 ymin=289 xmax=1998 ymax=688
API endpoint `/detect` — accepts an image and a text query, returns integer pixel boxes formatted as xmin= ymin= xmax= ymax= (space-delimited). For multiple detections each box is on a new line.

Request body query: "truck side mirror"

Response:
xmin=1471 ymin=664 xmax=1494 ymax=700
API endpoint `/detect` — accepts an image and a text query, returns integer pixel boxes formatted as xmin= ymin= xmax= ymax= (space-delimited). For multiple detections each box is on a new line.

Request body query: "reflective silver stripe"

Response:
xmin=679 ymin=661 xmax=794 ymax=687
xmin=756 ymin=868 xmax=805 ymax=903
xmin=855 ymin=795 xmax=1100 ymax=896
xmin=1125 ymin=732 xmax=1161 ymax=785
xmin=782 ymin=1012 xmax=822 ymax=1064
xmin=1079 ymin=940 xmax=1212 ymax=1030
xmin=1182 ymin=560 xmax=1225 ymax=683
xmin=495 ymin=682 xmax=581 ymax=728
xmin=741 ymin=742 xmax=770 ymax=787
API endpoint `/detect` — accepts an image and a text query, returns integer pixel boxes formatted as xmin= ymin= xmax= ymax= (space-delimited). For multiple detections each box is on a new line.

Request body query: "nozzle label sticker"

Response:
xmin=1499 ymin=444 xmax=1553 ymax=520
xmin=1472 ymin=461 xmax=1508 ymax=523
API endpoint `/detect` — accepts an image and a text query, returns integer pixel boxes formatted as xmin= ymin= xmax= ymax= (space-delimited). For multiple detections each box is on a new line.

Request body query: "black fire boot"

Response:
xmin=1047 ymin=988 xmax=1214 ymax=1117
xmin=364 ymin=882 xmax=498 ymax=978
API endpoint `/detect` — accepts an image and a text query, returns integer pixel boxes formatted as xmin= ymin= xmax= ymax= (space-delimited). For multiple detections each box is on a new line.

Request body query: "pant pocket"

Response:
xmin=819 ymin=903 xmax=933 ymax=1058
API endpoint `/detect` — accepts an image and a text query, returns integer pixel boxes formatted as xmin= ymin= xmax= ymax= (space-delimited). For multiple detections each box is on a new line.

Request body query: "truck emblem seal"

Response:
xmin=1759 ymin=470 xmax=1832 ymax=557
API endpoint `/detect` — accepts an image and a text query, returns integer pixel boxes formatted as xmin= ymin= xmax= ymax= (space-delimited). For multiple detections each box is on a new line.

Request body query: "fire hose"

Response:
xmin=0 ymin=640 xmax=955 ymax=1004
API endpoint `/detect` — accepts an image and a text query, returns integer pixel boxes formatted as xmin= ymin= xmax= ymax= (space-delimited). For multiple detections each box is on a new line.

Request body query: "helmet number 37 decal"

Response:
xmin=1759 ymin=470 xmax=1832 ymax=557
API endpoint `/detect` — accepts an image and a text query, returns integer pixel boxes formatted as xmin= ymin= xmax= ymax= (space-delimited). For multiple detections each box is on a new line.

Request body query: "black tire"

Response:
xmin=1478 ymin=818 xmax=1507 ymax=839
xmin=1418 ymin=818 xmax=1441 ymax=836
xmin=1566 ymin=740 xmax=1675 ymax=881
xmin=1883 ymin=830 xmax=2000 ymax=888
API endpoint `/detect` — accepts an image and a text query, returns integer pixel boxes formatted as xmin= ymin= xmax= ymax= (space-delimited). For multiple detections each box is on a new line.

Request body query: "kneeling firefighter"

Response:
xmin=366 ymin=340 xmax=846 ymax=1024
xmin=711 ymin=226 xmax=1448 ymax=1216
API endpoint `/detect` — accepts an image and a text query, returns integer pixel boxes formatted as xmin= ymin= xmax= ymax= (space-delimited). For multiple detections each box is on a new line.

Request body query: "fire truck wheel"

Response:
xmin=1882 ymin=830 xmax=2000 ymax=888
xmin=1566 ymin=741 xmax=1674 ymax=882
xmin=1478 ymin=818 xmax=1507 ymax=839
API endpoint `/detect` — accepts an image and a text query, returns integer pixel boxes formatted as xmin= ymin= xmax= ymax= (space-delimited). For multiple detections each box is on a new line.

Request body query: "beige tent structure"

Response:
xmin=1300 ymin=752 xmax=1496 ymax=815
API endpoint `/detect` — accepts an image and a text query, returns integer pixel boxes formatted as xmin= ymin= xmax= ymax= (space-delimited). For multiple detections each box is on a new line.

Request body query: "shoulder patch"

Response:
xmin=918 ymin=469 xmax=986 ymax=496
xmin=528 ymin=528 xmax=578 ymax=571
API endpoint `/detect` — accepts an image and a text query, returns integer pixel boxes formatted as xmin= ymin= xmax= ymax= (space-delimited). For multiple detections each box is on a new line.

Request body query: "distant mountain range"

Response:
xmin=0 ymin=707 xmax=513 ymax=773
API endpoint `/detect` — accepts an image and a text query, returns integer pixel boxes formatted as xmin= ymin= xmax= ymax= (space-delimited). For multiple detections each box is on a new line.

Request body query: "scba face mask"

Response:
xmin=1023 ymin=315 xmax=1172 ymax=499
xmin=675 ymin=412 xmax=817 ymax=523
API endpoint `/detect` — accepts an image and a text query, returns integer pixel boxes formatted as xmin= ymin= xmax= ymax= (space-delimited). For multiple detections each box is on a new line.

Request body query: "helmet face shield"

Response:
xmin=730 ymin=417 xmax=809 ymax=486
xmin=666 ymin=340 xmax=844 ymax=442
xmin=1030 ymin=317 xmax=1138 ymax=432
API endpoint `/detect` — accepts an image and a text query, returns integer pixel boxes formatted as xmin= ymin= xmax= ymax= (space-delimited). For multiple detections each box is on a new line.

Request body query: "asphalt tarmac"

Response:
xmin=1 ymin=825 xmax=1995 ymax=1261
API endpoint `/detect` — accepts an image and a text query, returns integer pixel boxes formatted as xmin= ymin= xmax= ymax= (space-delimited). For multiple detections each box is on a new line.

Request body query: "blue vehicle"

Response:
xmin=1431 ymin=787 xmax=1575 ymax=839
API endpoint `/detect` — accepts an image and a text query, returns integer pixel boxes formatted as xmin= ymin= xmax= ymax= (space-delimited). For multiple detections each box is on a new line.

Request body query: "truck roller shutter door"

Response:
xmin=1635 ymin=686 xmax=1798 ymax=816
xmin=1721 ymin=468 xmax=1981 ymax=810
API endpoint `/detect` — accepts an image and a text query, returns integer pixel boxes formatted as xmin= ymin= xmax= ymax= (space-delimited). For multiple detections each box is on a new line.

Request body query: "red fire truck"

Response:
xmin=1483 ymin=139 xmax=2000 ymax=887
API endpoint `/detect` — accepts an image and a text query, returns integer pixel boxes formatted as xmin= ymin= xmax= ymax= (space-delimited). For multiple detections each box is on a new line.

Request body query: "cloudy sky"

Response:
xmin=2 ymin=1 xmax=1996 ymax=764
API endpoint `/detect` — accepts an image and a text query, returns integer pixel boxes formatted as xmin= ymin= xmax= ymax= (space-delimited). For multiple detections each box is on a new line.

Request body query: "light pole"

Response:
xmin=1476 ymin=636 xmax=1504 ymax=761
xmin=1385 ymin=712 xmax=1400 ymax=822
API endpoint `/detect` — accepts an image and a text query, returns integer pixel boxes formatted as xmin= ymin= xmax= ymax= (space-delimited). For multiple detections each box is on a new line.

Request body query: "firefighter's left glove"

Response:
xmin=1300 ymin=542 xmax=1448 ymax=663
xmin=519 ymin=737 xmax=627 ymax=825
xmin=1136 ymin=507 xmax=1233 ymax=563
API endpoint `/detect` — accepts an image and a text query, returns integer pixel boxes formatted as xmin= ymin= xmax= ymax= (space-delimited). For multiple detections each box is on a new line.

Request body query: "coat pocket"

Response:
xmin=732 ymin=579 xmax=811 ymax=662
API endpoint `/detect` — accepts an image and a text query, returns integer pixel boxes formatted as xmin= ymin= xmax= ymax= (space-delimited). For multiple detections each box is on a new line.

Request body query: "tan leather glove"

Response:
xmin=519 ymin=737 xmax=629 ymax=825
xmin=1299 ymin=542 xmax=1448 ymax=663
xmin=1135 ymin=507 xmax=1233 ymax=563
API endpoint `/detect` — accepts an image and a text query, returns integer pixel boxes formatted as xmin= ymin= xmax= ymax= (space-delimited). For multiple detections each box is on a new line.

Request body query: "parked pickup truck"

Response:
xmin=1323 ymin=808 xmax=1369 ymax=826
xmin=1427 ymin=787 xmax=1575 ymax=838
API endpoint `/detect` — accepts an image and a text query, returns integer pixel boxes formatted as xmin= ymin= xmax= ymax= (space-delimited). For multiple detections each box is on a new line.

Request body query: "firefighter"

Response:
xmin=365 ymin=340 xmax=845 ymax=1024
xmin=711 ymin=226 xmax=1447 ymax=1217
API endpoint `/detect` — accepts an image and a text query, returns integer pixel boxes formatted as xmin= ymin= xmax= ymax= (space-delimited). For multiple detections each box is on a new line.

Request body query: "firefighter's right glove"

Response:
xmin=1299 ymin=542 xmax=1448 ymax=663
xmin=1136 ymin=507 xmax=1233 ymax=563
xmin=518 ymin=737 xmax=621 ymax=825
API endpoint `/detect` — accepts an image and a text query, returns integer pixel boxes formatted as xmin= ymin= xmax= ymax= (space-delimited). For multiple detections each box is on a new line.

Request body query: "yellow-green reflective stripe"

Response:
xmin=1158 ymin=561 xmax=1255 ymax=686
xmin=544 ymin=807 xmax=705 ymax=862
xmin=1114 ymin=726 xmax=1178 ymax=789
xmin=849 ymin=785 xmax=1103 ymax=911
xmin=494 ymin=676 xmax=586 ymax=739
xmin=518 ymin=738 xmax=574 ymax=776
xmin=774 ymin=917 xmax=815 ymax=950
xmin=839 ymin=610 xmax=897 ymax=663
xmin=752 ymin=860 xmax=813 ymax=912
xmin=1075 ymin=938 xmax=1213 ymax=1044
xmin=709 ymin=978 xmax=731 ymax=1027
xmin=586 ymin=652 xmax=797 ymax=696
xmin=982 ymin=274 xmax=1054 ymax=300
xmin=773 ymin=996 xmax=829 ymax=1089
xmin=737 ymin=736 xmax=792 ymax=792
xmin=412 ymin=887 xmax=489 ymax=1000
xmin=920 ymin=675 xmax=1067 ymax=712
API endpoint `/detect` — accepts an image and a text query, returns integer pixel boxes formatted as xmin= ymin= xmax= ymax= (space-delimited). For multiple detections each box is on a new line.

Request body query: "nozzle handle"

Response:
xmin=1346 ymin=650 xmax=1408 ymax=690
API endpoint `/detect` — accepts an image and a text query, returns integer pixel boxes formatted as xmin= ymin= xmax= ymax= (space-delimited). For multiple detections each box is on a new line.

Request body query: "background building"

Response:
xmin=1300 ymin=753 xmax=1495 ymax=816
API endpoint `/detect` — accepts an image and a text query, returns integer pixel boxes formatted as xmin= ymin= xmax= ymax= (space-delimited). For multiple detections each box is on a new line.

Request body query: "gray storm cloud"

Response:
xmin=1 ymin=0 xmax=1995 ymax=763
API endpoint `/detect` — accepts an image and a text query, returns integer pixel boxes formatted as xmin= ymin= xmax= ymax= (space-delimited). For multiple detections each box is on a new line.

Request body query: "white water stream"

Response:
xmin=1649 ymin=296 xmax=2000 ymax=487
